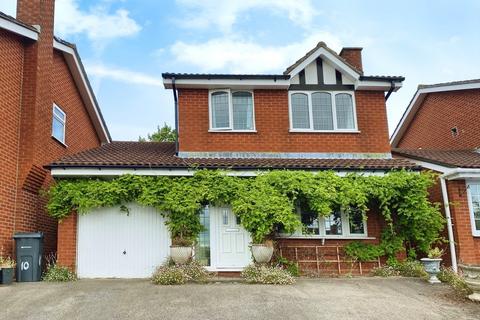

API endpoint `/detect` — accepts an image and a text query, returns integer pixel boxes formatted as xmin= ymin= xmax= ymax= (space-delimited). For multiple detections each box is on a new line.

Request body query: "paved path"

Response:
xmin=1 ymin=277 xmax=479 ymax=319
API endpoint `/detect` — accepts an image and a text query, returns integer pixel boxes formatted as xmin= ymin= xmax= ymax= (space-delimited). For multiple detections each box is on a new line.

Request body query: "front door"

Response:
xmin=212 ymin=207 xmax=251 ymax=269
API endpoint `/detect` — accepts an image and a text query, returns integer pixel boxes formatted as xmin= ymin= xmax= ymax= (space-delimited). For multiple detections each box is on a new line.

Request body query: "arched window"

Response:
xmin=312 ymin=92 xmax=333 ymax=130
xmin=291 ymin=93 xmax=310 ymax=129
xmin=232 ymin=91 xmax=254 ymax=130
xmin=211 ymin=91 xmax=230 ymax=129
xmin=335 ymin=93 xmax=355 ymax=129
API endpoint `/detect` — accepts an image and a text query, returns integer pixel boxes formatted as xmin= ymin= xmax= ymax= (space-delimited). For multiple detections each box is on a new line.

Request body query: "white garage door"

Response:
xmin=77 ymin=203 xmax=171 ymax=278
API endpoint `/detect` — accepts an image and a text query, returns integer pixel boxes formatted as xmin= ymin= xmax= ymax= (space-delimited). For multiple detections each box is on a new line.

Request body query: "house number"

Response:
xmin=21 ymin=261 xmax=30 ymax=271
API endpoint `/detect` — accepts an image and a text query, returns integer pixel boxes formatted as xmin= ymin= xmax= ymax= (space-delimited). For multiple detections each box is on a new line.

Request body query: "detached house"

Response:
xmin=50 ymin=42 xmax=420 ymax=278
xmin=0 ymin=0 xmax=110 ymax=258
xmin=392 ymin=79 xmax=480 ymax=272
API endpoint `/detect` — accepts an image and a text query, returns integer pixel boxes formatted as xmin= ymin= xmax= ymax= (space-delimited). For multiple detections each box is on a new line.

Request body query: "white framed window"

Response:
xmin=467 ymin=181 xmax=480 ymax=237
xmin=289 ymin=91 xmax=358 ymax=132
xmin=281 ymin=206 xmax=368 ymax=238
xmin=209 ymin=89 xmax=255 ymax=131
xmin=52 ymin=104 xmax=66 ymax=144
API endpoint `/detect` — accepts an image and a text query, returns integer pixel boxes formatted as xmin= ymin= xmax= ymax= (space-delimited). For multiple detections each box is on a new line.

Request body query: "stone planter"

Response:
xmin=420 ymin=258 xmax=442 ymax=284
xmin=0 ymin=268 xmax=14 ymax=285
xmin=459 ymin=264 xmax=480 ymax=302
xmin=251 ymin=244 xmax=274 ymax=264
xmin=170 ymin=246 xmax=193 ymax=265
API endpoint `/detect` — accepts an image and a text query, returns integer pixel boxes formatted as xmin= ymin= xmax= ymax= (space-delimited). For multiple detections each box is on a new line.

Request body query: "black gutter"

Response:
xmin=172 ymin=77 xmax=179 ymax=155
xmin=385 ymin=81 xmax=395 ymax=101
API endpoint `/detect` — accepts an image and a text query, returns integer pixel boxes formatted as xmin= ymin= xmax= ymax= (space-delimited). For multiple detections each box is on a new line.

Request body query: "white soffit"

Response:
xmin=0 ymin=16 xmax=38 ymax=40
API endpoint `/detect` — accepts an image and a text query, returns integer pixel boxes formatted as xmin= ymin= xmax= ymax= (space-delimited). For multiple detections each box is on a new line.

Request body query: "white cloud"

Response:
xmin=55 ymin=0 xmax=141 ymax=41
xmin=169 ymin=32 xmax=342 ymax=74
xmin=86 ymin=63 xmax=163 ymax=87
xmin=175 ymin=0 xmax=318 ymax=32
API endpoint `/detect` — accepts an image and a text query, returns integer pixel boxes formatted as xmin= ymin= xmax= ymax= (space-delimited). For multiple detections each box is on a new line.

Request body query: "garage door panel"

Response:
xmin=77 ymin=204 xmax=171 ymax=278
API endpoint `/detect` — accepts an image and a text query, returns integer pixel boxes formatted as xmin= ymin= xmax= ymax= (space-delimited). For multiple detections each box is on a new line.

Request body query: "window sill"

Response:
xmin=277 ymin=235 xmax=374 ymax=240
xmin=289 ymin=129 xmax=360 ymax=134
xmin=208 ymin=129 xmax=257 ymax=133
xmin=52 ymin=136 xmax=68 ymax=148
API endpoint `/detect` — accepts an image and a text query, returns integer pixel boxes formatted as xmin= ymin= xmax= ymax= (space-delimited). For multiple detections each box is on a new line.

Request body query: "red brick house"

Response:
xmin=391 ymin=79 xmax=480 ymax=272
xmin=0 ymin=0 xmax=110 ymax=259
xmin=49 ymin=42 xmax=420 ymax=278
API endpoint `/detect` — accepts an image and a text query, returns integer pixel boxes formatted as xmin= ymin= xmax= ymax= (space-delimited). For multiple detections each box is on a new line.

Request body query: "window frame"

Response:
xmin=288 ymin=90 xmax=358 ymax=133
xmin=208 ymin=89 xmax=256 ymax=132
xmin=280 ymin=207 xmax=369 ymax=239
xmin=466 ymin=180 xmax=480 ymax=237
xmin=52 ymin=103 xmax=66 ymax=145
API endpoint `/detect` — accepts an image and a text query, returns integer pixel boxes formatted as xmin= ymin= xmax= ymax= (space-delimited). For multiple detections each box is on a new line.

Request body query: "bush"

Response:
xmin=371 ymin=260 xmax=427 ymax=278
xmin=43 ymin=263 xmax=77 ymax=282
xmin=344 ymin=242 xmax=383 ymax=262
xmin=438 ymin=268 xmax=473 ymax=298
xmin=274 ymin=256 xmax=300 ymax=277
xmin=241 ymin=264 xmax=295 ymax=285
xmin=151 ymin=259 xmax=213 ymax=285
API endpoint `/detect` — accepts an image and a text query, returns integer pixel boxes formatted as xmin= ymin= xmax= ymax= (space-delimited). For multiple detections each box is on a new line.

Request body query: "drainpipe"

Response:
xmin=440 ymin=176 xmax=458 ymax=272
xmin=172 ymin=77 xmax=179 ymax=156
xmin=385 ymin=81 xmax=395 ymax=101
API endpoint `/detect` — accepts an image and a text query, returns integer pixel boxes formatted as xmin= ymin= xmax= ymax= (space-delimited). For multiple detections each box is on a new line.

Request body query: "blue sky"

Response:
xmin=2 ymin=0 xmax=480 ymax=140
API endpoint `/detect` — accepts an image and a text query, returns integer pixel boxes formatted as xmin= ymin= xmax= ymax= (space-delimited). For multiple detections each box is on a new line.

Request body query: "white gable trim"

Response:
xmin=391 ymin=82 xmax=480 ymax=147
xmin=0 ymin=16 xmax=38 ymax=40
xmin=53 ymin=40 xmax=111 ymax=143
xmin=163 ymin=78 xmax=290 ymax=89
xmin=287 ymin=47 xmax=360 ymax=82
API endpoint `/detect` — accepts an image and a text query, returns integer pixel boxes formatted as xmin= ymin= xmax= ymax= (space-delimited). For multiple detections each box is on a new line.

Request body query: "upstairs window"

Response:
xmin=52 ymin=104 xmax=66 ymax=144
xmin=209 ymin=90 xmax=255 ymax=131
xmin=289 ymin=91 xmax=357 ymax=132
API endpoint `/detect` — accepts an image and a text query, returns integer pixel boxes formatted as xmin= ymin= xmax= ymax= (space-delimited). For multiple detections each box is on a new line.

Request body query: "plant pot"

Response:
xmin=459 ymin=264 xmax=480 ymax=302
xmin=251 ymin=244 xmax=274 ymax=264
xmin=420 ymin=258 xmax=442 ymax=284
xmin=170 ymin=246 xmax=192 ymax=265
xmin=0 ymin=268 xmax=14 ymax=285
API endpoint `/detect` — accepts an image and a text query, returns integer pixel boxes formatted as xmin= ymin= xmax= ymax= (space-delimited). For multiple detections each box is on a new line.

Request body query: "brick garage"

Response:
xmin=0 ymin=0 xmax=109 ymax=259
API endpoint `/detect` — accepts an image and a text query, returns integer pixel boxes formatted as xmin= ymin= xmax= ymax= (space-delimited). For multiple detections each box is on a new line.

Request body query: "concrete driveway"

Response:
xmin=0 ymin=277 xmax=479 ymax=320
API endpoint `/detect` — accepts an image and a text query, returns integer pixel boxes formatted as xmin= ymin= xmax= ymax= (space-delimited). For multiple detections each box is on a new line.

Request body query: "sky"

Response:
xmin=1 ymin=0 xmax=480 ymax=141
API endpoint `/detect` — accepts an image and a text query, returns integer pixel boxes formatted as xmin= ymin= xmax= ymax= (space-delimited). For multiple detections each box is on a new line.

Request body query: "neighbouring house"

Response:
xmin=48 ymin=41 xmax=424 ymax=278
xmin=0 ymin=0 xmax=110 ymax=259
xmin=391 ymin=79 xmax=480 ymax=272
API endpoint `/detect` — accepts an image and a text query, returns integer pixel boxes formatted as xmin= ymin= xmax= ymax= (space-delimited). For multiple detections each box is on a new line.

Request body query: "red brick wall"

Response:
xmin=397 ymin=89 xmax=480 ymax=150
xmin=0 ymin=30 xmax=24 ymax=256
xmin=446 ymin=180 xmax=480 ymax=265
xmin=57 ymin=213 xmax=77 ymax=271
xmin=339 ymin=48 xmax=363 ymax=72
xmin=178 ymin=89 xmax=391 ymax=154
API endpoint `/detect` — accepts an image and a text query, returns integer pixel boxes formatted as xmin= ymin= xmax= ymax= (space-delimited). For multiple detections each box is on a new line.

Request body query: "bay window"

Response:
xmin=289 ymin=91 xmax=357 ymax=132
xmin=467 ymin=182 xmax=480 ymax=236
xmin=209 ymin=90 xmax=255 ymax=131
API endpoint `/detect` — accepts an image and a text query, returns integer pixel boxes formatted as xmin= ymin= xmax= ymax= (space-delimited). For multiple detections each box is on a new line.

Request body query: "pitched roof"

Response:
xmin=392 ymin=148 xmax=480 ymax=168
xmin=417 ymin=78 xmax=480 ymax=90
xmin=47 ymin=141 xmax=419 ymax=171
xmin=0 ymin=11 xmax=38 ymax=33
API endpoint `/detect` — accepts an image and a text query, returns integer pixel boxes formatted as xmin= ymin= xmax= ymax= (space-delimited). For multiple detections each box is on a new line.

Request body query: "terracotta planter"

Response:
xmin=251 ymin=244 xmax=274 ymax=264
xmin=0 ymin=268 xmax=14 ymax=285
xmin=170 ymin=246 xmax=192 ymax=265
xmin=459 ymin=264 xmax=480 ymax=302
xmin=420 ymin=258 xmax=442 ymax=284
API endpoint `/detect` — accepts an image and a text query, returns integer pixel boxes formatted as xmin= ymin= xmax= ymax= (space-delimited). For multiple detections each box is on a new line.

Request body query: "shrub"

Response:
xmin=274 ymin=256 xmax=300 ymax=277
xmin=371 ymin=260 xmax=427 ymax=278
xmin=241 ymin=264 xmax=295 ymax=285
xmin=151 ymin=259 xmax=213 ymax=285
xmin=438 ymin=267 xmax=473 ymax=298
xmin=344 ymin=242 xmax=384 ymax=262
xmin=43 ymin=263 xmax=77 ymax=282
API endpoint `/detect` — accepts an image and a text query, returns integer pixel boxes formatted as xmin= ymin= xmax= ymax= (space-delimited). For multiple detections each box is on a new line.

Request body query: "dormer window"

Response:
xmin=289 ymin=91 xmax=357 ymax=132
xmin=209 ymin=89 xmax=255 ymax=131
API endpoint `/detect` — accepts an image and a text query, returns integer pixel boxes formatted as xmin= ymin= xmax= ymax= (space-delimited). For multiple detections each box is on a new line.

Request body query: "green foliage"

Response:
xmin=371 ymin=260 xmax=427 ymax=278
xmin=344 ymin=242 xmax=384 ymax=262
xmin=139 ymin=123 xmax=177 ymax=142
xmin=43 ymin=263 xmax=77 ymax=282
xmin=241 ymin=264 xmax=295 ymax=284
xmin=274 ymin=256 xmax=300 ymax=277
xmin=151 ymin=259 xmax=213 ymax=285
xmin=46 ymin=170 xmax=444 ymax=258
xmin=438 ymin=267 xmax=473 ymax=298
xmin=427 ymin=247 xmax=444 ymax=259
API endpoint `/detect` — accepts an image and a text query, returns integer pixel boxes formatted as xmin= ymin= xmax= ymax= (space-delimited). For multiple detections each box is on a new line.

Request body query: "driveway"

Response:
xmin=0 ymin=277 xmax=479 ymax=320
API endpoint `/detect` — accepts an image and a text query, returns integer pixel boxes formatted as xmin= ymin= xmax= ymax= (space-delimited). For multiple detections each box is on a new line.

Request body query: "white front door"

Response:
xmin=211 ymin=207 xmax=251 ymax=269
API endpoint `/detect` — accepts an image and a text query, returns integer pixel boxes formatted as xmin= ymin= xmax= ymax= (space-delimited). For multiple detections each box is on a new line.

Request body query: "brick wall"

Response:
xmin=178 ymin=89 xmax=391 ymax=154
xmin=57 ymin=213 xmax=77 ymax=271
xmin=397 ymin=89 xmax=480 ymax=150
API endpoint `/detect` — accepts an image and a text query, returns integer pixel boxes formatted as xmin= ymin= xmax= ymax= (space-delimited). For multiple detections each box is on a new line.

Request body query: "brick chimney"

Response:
xmin=15 ymin=0 xmax=56 ymax=181
xmin=339 ymin=47 xmax=363 ymax=73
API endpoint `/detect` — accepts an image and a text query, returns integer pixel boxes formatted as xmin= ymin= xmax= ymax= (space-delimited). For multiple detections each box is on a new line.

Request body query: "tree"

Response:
xmin=139 ymin=123 xmax=176 ymax=142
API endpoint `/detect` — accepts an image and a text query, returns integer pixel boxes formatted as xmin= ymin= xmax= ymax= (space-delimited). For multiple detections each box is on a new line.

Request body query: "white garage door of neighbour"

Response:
xmin=77 ymin=203 xmax=171 ymax=278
